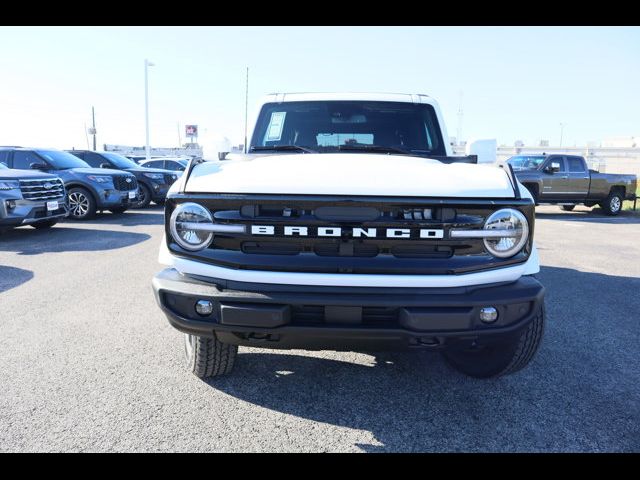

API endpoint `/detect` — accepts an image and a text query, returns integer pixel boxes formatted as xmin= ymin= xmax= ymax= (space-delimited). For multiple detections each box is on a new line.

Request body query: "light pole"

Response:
xmin=144 ymin=59 xmax=155 ymax=161
xmin=559 ymin=122 xmax=566 ymax=148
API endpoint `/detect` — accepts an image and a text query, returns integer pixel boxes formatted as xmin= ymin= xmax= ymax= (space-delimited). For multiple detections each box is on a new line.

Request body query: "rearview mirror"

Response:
xmin=30 ymin=162 xmax=48 ymax=170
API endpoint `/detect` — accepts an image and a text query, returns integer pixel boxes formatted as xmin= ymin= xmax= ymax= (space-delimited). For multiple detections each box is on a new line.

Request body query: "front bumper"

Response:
xmin=149 ymin=183 xmax=171 ymax=202
xmin=97 ymin=189 xmax=137 ymax=208
xmin=152 ymin=268 xmax=545 ymax=351
xmin=0 ymin=197 xmax=69 ymax=227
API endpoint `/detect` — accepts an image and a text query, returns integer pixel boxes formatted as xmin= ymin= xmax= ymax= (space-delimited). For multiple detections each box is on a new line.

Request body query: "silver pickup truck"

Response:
xmin=0 ymin=163 xmax=68 ymax=232
xmin=507 ymin=154 xmax=637 ymax=215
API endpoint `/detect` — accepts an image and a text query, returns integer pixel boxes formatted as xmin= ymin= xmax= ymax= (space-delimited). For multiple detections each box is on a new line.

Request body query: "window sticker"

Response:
xmin=266 ymin=111 xmax=286 ymax=141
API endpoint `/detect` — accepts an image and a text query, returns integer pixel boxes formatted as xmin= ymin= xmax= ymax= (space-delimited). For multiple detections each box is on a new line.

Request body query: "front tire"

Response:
xmin=134 ymin=184 xmax=152 ymax=209
xmin=442 ymin=305 xmax=545 ymax=378
xmin=601 ymin=191 xmax=623 ymax=216
xmin=184 ymin=333 xmax=237 ymax=378
xmin=32 ymin=219 xmax=58 ymax=229
xmin=68 ymin=187 xmax=97 ymax=220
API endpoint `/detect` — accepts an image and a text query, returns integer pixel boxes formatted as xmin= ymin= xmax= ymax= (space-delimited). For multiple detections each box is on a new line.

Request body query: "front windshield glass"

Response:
xmin=37 ymin=150 xmax=90 ymax=169
xmin=101 ymin=152 xmax=140 ymax=169
xmin=250 ymin=101 xmax=446 ymax=156
xmin=508 ymin=155 xmax=546 ymax=170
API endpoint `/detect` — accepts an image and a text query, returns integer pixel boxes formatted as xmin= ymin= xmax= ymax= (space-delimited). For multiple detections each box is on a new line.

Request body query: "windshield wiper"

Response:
xmin=250 ymin=145 xmax=317 ymax=154
xmin=337 ymin=144 xmax=414 ymax=155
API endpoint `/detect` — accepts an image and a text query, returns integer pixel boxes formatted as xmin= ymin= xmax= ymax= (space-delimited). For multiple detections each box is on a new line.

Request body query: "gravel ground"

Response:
xmin=0 ymin=204 xmax=638 ymax=452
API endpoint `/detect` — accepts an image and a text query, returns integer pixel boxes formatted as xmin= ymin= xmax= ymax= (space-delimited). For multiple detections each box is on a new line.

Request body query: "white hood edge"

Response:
xmin=185 ymin=153 xmax=516 ymax=198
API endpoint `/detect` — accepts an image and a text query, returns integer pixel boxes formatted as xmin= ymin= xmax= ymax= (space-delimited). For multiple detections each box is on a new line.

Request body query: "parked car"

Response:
xmin=67 ymin=150 xmax=179 ymax=208
xmin=0 ymin=147 xmax=138 ymax=220
xmin=139 ymin=157 xmax=189 ymax=175
xmin=0 ymin=162 xmax=68 ymax=232
xmin=153 ymin=92 xmax=545 ymax=380
xmin=507 ymin=154 xmax=637 ymax=215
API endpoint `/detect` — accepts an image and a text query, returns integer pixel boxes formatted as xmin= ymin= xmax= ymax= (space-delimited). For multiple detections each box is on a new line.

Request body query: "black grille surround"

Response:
xmin=19 ymin=178 xmax=65 ymax=201
xmin=113 ymin=174 xmax=138 ymax=191
xmin=165 ymin=194 xmax=535 ymax=276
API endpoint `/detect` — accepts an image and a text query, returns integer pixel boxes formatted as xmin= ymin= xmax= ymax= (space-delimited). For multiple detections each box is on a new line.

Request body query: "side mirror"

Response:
xmin=30 ymin=162 xmax=48 ymax=170
xmin=547 ymin=162 xmax=561 ymax=173
xmin=100 ymin=163 xmax=111 ymax=169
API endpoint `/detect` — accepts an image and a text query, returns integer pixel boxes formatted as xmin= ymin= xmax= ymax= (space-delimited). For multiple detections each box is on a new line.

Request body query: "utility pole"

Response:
xmin=144 ymin=59 xmax=155 ymax=161
xmin=244 ymin=67 xmax=249 ymax=153
xmin=559 ymin=123 xmax=566 ymax=147
xmin=91 ymin=106 xmax=97 ymax=150
xmin=177 ymin=122 xmax=182 ymax=148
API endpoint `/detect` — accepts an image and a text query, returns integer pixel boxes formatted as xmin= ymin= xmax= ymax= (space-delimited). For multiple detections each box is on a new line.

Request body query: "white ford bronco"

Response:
xmin=152 ymin=92 xmax=545 ymax=379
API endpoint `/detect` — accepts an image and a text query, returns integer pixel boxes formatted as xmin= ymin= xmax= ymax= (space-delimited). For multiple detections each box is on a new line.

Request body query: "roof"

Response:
xmin=261 ymin=92 xmax=435 ymax=105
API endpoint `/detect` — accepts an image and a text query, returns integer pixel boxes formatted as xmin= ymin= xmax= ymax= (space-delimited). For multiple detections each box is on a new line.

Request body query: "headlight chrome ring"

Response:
xmin=170 ymin=202 xmax=214 ymax=251
xmin=482 ymin=208 xmax=529 ymax=258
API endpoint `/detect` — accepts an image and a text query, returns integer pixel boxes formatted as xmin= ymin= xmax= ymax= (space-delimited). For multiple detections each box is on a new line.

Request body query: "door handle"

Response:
xmin=561 ymin=175 xmax=568 ymax=179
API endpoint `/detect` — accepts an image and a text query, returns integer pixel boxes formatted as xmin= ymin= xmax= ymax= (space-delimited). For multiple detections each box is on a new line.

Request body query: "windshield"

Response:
xmin=507 ymin=155 xmax=546 ymax=170
xmin=250 ymin=101 xmax=446 ymax=156
xmin=101 ymin=152 xmax=140 ymax=169
xmin=36 ymin=150 xmax=90 ymax=169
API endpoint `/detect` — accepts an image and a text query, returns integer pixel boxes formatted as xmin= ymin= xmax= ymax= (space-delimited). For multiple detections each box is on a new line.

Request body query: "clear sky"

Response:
xmin=0 ymin=26 xmax=638 ymax=150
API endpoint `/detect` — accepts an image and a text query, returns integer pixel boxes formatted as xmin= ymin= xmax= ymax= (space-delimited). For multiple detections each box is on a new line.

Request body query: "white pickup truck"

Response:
xmin=152 ymin=93 xmax=545 ymax=379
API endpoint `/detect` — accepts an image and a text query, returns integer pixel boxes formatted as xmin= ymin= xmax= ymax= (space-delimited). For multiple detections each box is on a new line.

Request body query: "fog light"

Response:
xmin=480 ymin=307 xmax=498 ymax=323
xmin=195 ymin=299 xmax=214 ymax=316
xmin=6 ymin=200 xmax=16 ymax=210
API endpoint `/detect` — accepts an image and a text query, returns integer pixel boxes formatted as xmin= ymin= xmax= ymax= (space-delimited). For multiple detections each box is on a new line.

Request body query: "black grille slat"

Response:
xmin=19 ymin=179 xmax=65 ymax=201
xmin=113 ymin=175 xmax=138 ymax=191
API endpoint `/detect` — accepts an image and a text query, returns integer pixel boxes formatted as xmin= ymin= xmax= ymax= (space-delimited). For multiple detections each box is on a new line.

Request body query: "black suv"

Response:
xmin=1 ymin=147 xmax=138 ymax=220
xmin=67 ymin=150 xmax=178 ymax=208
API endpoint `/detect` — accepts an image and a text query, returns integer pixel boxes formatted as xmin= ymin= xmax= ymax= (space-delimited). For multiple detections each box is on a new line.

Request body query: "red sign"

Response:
xmin=185 ymin=125 xmax=198 ymax=137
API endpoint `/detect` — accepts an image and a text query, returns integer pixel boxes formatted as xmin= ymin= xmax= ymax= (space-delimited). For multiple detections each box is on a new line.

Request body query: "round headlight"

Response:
xmin=483 ymin=208 xmax=529 ymax=258
xmin=170 ymin=202 xmax=214 ymax=251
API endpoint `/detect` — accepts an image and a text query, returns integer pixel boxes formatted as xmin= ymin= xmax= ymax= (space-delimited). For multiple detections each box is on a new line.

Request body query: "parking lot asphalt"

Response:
xmin=0 ymin=205 xmax=639 ymax=452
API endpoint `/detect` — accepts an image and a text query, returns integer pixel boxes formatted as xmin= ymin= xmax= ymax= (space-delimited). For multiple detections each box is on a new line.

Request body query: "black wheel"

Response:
xmin=134 ymin=184 xmax=151 ymax=209
xmin=442 ymin=305 xmax=545 ymax=378
xmin=184 ymin=333 xmax=237 ymax=378
xmin=108 ymin=207 xmax=128 ymax=214
xmin=32 ymin=219 xmax=58 ymax=229
xmin=561 ymin=205 xmax=575 ymax=211
xmin=601 ymin=191 xmax=623 ymax=216
xmin=68 ymin=187 xmax=97 ymax=220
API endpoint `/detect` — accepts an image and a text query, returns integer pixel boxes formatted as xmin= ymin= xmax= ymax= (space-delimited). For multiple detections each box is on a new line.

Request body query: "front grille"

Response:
xmin=167 ymin=195 xmax=534 ymax=275
xmin=113 ymin=175 xmax=138 ymax=191
xmin=292 ymin=305 xmax=398 ymax=327
xmin=19 ymin=178 xmax=65 ymax=201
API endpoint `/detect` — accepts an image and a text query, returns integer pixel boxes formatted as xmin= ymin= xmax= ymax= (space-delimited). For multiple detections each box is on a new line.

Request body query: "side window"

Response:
xmin=83 ymin=152 xmax=107 ymax=168
xmin=13 ymin=151 xmax=43 ymax=170
xmin=0 ymin=150 xmax=8 ymax=166
xmin=69 ymin=151 xmax=84 ymax=161
xmin=568 ymin=157 xmax=586 ymax=173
